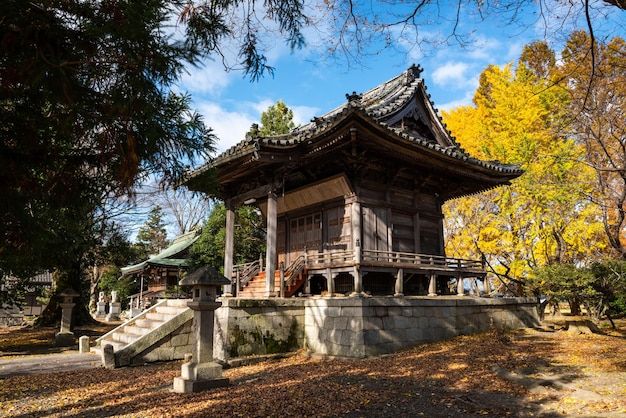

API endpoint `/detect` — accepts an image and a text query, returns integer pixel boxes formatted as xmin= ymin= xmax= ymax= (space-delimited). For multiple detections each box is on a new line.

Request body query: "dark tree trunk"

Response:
xmin=34 ymin=262 xmax=97 ymax=328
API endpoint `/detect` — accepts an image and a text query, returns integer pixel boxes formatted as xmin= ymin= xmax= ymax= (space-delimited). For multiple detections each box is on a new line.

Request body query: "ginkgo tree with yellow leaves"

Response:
xmin=442 ymin=42 xmax=608 ymax=294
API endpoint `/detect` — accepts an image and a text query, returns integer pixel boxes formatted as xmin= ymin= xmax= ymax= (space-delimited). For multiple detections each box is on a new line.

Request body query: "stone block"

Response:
xmin=54 ymin=331 xmax=75 ymax=347
xmin=363 ymin=329 xmax=381 ymax=345
xmin=393 ymin=316 xmax=410 ymax=330
xmin=388 ymin=307 xmax=402 ymax=317
xmin=347 ymin=317 xmax=361 ymax=331
xmin=412 ymin=306 xmax=425 ymax=317
xmin=334 ymin=316 xmax=348 ymax=330
xmin=102 ymin=344 xmax=116 ymax=369
xmin=417 ymin=316 xmax=429 ymax=329
xmin=341 ymin=306 xmax=361 ymax=317
xmin=382 ymin=316 xmax=395 ymax=329
xmin=170 ymin=333 xmax=189 ymax=347
xmin=375 ymin=306 xmax=388 ymax=317
xmin=79 ymin=335 xmax=90 ymax=353
xmin=173 ymin=376 xmax=229 ymax=393
xmin=406 ymin=327 xmax=423 ymax=342
xmin=340 ymin=330 xmax=356 ymax=346
xmin=363 ymin=316 xmax=382 ymax=330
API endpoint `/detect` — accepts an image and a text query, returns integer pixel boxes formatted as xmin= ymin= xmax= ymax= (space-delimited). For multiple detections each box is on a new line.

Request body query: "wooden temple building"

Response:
xmin=184 ymin=64 xmax=523 ymax=299
xmin=121 ymin=229 xmax=202 ymax=309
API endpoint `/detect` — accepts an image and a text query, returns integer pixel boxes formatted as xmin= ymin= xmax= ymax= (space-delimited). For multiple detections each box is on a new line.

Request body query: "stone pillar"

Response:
xmin=482 ymin=276 xmax=490 ymax=297
xmin=106 ymin=290 xmax=121 ymax=322
xmin=174 ymin=266 xmax=230 ymax=393
xmin=55 ymin=288 xmax=79 ymax=347
xmin=265 ymin=191 xmax=277 ymax=297
xmin=428 ymin=273 xmax=437 ymax=296
xmin=95 ymin=291 xmax=107 ymax=318
xmin=394 ymin=268 xmax=404 ymax=297
xmin=223 ymin=200 xmax=235 ymax=297
xmin=457 ymin=275 xmax=465 ymax=296
xmin=326 ymin=268 xmax=334 ymax=297
xmin=351 ymin=267 xmax=363 ymax=297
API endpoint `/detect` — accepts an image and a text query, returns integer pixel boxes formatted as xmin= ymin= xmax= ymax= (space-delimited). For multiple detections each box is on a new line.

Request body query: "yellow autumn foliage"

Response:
xmin=442 ymin=62 xmax=608 ymax=287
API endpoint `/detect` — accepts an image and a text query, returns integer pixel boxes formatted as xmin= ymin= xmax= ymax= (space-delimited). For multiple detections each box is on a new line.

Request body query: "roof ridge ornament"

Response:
xmin=345 ymin=91 xmax=362 ymax=106
xmin=405 ymin=64 xmax=423 ymax=85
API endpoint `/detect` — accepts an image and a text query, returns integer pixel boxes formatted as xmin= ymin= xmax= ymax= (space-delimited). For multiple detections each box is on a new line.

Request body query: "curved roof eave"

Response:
xmin=183 ymin=64 xmax=523 ymax=186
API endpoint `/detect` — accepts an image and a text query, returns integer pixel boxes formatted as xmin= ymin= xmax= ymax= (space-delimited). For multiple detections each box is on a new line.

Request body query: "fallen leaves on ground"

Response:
xmin=0 ymin=320 xmax=625 ymax=417
xmin=0 ymin=323 xmax=116 ymax=357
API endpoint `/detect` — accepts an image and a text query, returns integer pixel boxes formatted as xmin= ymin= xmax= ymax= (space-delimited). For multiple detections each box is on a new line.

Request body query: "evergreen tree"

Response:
xmin=247 ymin=100 xmax=297 ymax=137
xmin=190 ymin=203 xmax=265 ymax=272
xmin=135 ymin=206 xmax=169 ymax=259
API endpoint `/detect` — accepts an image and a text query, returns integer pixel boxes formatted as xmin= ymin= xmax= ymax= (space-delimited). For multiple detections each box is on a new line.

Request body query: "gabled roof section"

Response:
xmin=120 ymin=229 xmax=202 ymax=276
xmin=183 ymin=65 xmax=522 ymax=193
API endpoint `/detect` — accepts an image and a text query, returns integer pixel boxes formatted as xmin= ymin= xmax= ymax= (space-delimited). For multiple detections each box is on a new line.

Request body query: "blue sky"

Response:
xmin=175 ymin=1 xmax=624 ymax=156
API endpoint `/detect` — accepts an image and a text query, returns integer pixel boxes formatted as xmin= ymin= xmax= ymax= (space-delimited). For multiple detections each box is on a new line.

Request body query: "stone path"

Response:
xmin=0 ymin=352 xmax=102 ymax=377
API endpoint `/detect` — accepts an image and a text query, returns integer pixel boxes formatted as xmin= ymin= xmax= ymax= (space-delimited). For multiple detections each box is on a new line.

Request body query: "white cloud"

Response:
xmin=195 ymin=99 xmax=321 ymax=156
xmin=179 ymin=60 xmax=233 ymax=97
xmin=196 ymin=102 xmax=255 ymax=153
xmin=431 ymin=62 xmax=470 ymax=87
xmin=437 ymin=89 xmax=476 ymax=112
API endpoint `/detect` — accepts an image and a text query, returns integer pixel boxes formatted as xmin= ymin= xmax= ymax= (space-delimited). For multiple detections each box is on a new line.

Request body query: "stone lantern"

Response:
xmin=54 ymin=288 xmax=79 ymax=347
xmin=173 ymin=266 xmax=230 ymax=393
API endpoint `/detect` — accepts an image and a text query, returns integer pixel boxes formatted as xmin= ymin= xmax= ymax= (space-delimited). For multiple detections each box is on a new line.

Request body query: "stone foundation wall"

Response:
xmin=213 ymin=296 xmax=540 ymax=360
xmin=304 ymin=297 xmax=540 ymax=358
xmin=215 ymin=298 xmax=305 ymax=360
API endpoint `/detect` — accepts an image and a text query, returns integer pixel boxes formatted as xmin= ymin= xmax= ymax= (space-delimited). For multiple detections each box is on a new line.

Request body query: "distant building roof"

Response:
xmin=121 ymin=229 xmax=202 ymax=276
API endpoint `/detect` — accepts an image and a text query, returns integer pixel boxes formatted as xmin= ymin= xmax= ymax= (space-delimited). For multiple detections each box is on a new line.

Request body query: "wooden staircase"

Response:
xmin=93 ymin=299 xmax=192 ymax=367
xmin=237 ymin=270 xmax=306 ymax=298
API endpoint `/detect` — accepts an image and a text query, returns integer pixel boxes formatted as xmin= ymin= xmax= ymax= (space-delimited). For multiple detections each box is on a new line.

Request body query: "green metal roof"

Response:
xmin=120 ymin=229 xmax=201 ymax=276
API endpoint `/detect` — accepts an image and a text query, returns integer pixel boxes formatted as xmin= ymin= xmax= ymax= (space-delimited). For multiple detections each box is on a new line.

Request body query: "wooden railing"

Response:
xmin=233 ymin=256 xmax=262 ymax=290
xmin=233 ymin=249 xmax=484 ymax=294
xmin=283 ymin=255 xmax=306 ymax=288
xmin=360 ymin=250 xmax=484 ymax=270
xmin=304 ymin=249 xmax=354 ymax=266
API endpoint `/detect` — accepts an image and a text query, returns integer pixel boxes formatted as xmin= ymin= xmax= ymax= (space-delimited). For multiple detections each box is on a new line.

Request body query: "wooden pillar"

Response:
xmin=223 ymin=201 xmax=235 ymax=297
xmin=394 ymin=268 xmax=404 ymax=297
xmin=279 ymin=262 xmax=285 ymax=298
xmin=428 ymin=272 xmax=437 ymax=296
xmin=265 ymin=191 xmax=277 ymax=297
xmin=351 ymin=200 xmax=363 ymax=296
xmin=482 ymin=276 xmax=490 ymax=297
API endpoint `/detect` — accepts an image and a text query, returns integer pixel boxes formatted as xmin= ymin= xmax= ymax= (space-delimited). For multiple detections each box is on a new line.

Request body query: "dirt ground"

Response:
xmin=0 ymin=317 xmax=624 ymax=417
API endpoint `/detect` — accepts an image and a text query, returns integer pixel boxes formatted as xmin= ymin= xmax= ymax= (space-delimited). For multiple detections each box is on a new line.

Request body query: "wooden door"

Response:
xmin=363 ymin=206 xmax=389 ymax=253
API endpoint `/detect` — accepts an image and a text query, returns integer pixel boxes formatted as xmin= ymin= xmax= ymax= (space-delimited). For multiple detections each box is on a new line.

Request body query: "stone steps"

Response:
xmin=94 ymin=299 xmax=190 ymax=360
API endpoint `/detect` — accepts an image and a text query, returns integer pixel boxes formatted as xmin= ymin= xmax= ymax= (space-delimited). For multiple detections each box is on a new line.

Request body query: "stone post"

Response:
xmin=482 ymin=276 xmax=490 ymax=297
xmin=428 ymin=273 xmax=437 ymax=297
xmin=106 ymin=290 xmax=121 ymax=322
xmin=326 ymin=268 xmax=334 ymax=297
xmin=174 ymin=266 xmax=230 ymax=393
xmin=95 ymin=291 xmax=107 ymax=318
xmin=55 ymin=288 xmax=79 ymax=347
xmin=394 ymin=268 xmax=404 ymax=297
xmin=457 ymin=275 xmax=465 ymax=296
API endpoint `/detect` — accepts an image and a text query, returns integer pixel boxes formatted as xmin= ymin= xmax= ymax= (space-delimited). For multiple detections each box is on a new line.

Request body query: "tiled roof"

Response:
xmin=187 ymin=65 xmax=522 ymax=179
